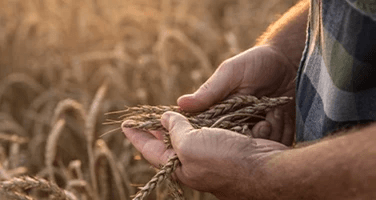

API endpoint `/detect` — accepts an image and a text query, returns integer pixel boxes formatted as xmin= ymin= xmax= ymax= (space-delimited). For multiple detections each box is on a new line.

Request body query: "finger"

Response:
xmin=281 ymin=112 xmax=295 ymax=146
xmin=266 ymin=108 xmax=284 ymax=142
xmin=161 ymin=111 xmax=194 ymax=149
xmin=251 ymin=121 xmax=272 ymax=139
xmin=149 ymin=130 xmax=165 ymax=140
xmin=121 ymin=123 xmax=175 ymax=167
xmin=177 ymin=63 xmax=240 ymax=112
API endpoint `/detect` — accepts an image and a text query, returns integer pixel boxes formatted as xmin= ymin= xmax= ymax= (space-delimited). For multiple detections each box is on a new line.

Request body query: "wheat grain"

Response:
xmin=6 ymin=167 xmax=28 ymax=178
xmin=116 ymin=105 xmax=183 ymax=118
xmin=166 ymin=178 xmax=185 ymax=200
xmin=120 ymin=95 xmax=292 ymax=199
xmin=132 ymin=154 xmax=179 ymax=200
xmin=0 ymin=190 xmax=34 ymax=200
xmin=195 ymin=95 xmax=260 ymax=119
xmin=0 ymin=176 xmax=77 ymax=200
xmin=1 ymin=1 xmax=300 ymax=200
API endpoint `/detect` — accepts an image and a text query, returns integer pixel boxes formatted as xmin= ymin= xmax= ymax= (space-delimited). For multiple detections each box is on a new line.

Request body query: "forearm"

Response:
xmin=250 ymin=124 xmax=376 ymax=200
xmin=256 ymin=0 xmax=309 ymax=69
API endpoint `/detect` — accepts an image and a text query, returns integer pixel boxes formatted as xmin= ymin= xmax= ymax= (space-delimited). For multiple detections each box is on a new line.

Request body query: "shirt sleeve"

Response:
xmin=346 ymin=0 xmax=376 ymax=20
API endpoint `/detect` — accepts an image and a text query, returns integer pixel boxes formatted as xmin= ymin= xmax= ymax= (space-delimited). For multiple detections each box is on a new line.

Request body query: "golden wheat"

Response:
xmin=119 ymin=95 xmax=292 ymax=199
xmin=86 ymin=82 xmax=108 ymax=200
xmin=66 ymin=179 xmax=94 ymax=200
xmin=0 ymin=0 xmax=298 ymax=199
xmin=0 ymin=176 xmax=77 ymax=200
xmin=45 ymin=119 xmax=66 ymax=183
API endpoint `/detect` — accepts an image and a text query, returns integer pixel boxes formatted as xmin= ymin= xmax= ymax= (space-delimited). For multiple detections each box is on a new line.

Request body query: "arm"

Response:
xmin=153 ymin=113 xmax=376 ymax=200
xmin=177 ymin=0 xmax=309 ymax=143
xmin=123 ymin=1 xmax=319 ymax=199
xmin=231 ymin=124 xmax=376 ymax=200
xmin=256 ymin=0 xmax=309 ymax=69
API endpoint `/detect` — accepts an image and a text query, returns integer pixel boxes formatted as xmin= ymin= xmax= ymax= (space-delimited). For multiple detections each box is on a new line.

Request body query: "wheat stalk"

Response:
xmin=115 ymin=95 xmax=292 ymax=200
xmin=132 ymin=155 xmax=180 ymax=200
xmin=166 ymin=178 xmax=185 ymax=200
xmin=0 ymin=176 xmax=77 ymax=200
xmin=66 ymin=179 xmax=94 ymax=200
xmin=67 ymin=160 xmax=84 ymax=181
xmin=95 ymin=139 xmax=128 ymax=200
xmin=9 ymin=143 xmax=20 ymax=170
xmin=120 ymin=96 xmax=291 ymax=134
xmin=86 ymin=82 xmax=108 ymax=200
xmin=97 ymin=155 xmax=110 ymax=200
xmin=45 ymin=119 xmax=66 ymax=183
xmin=0 ymin=132 xmax=29 ymax=144
xmin=195 ymin=95 xmax=260 ymax=119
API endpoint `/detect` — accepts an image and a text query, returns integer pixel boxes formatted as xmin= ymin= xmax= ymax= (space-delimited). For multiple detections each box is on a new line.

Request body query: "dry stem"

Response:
xmin=0 ymin=176 xmax=77 ymax=200
xmin=132 ymin=155 xmax=180 ymax=200
xmin=117 ymin=95 xmax=292 ymax=200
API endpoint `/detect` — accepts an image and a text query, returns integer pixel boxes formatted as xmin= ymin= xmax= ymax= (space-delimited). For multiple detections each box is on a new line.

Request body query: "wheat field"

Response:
xmin=0 ymin=0 xmax=298 ymax=199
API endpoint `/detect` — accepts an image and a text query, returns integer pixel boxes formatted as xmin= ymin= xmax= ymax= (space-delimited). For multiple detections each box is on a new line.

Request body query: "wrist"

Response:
xmin=256 ymin=0 xmax=309 ymax=69
xmin=213 ymin=141 xmax=289 ymax=200
xmin=241 ymin=150 xmax=288 ymax=199
xmin=267 ymin=44 xmax=300 ymax=71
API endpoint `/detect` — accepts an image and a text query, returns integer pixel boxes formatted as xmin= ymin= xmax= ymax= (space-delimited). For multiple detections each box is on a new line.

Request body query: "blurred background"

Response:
xmin=0 ymin=0 xmax=298 ymax=199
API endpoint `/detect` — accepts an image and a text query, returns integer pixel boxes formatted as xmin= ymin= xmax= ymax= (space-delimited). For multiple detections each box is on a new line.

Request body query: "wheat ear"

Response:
xmin=132 ymin=154 xmax=180 ymax=200
xmin=0 ymin=190 xmax=34 ymax=200
xmin=0 ymin=176 xmax=77 ymax=200
xmin=115 ymin=95 xmax=293 ymax=199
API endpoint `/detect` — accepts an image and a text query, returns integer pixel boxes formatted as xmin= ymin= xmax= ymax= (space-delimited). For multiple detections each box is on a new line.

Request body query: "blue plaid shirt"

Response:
xmin=295 ymin=0 xmax=376 ymax=142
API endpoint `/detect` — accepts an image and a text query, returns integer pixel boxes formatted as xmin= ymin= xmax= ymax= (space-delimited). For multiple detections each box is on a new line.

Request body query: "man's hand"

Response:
xmin=178 ymin=45 xmax=297 ymax=145
xmin=123 ymin=113 xmax=376 ymax=200
xmin=122 ymin=111 xmax=290 ymax=199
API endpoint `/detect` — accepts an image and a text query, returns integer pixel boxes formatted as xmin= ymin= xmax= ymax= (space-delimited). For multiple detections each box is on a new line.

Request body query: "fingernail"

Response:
xmin=177 ymin=94 xmax=191 ymax=102
xmin=259 ymin=125 xmax=271 ymax=138
xmin=274 ymin=109 xmax=282 ymax=119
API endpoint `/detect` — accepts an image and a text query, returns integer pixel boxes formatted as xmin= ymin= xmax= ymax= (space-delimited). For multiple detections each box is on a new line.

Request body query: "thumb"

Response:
xmin=161 ymin=111 xmax=194 ymax=148
xmin=177 ymin=63 xmax=238 ymax=112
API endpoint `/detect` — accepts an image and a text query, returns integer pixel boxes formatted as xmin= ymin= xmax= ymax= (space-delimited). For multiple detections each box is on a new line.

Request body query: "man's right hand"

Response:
xmin=178 ymin=45 xmax=297 ymax=146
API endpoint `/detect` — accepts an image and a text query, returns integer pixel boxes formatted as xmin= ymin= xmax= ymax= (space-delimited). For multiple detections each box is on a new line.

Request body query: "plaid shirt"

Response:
xmin=295 ymin=0 xmax=376 ymax=142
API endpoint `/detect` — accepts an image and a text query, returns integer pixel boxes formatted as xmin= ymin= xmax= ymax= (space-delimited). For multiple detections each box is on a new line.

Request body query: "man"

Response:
xmin=123 ymin=0 xmax=376 ymax=199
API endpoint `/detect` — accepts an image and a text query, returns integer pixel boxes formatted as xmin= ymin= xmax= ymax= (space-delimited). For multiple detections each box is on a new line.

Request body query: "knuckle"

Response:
xmin=199 ymin=81 xmax=211 ymax=93
xmin=219 ymin=59 xmax=231 ymax=71
xmin=167 ymin=113 xmax=183 ymax=131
